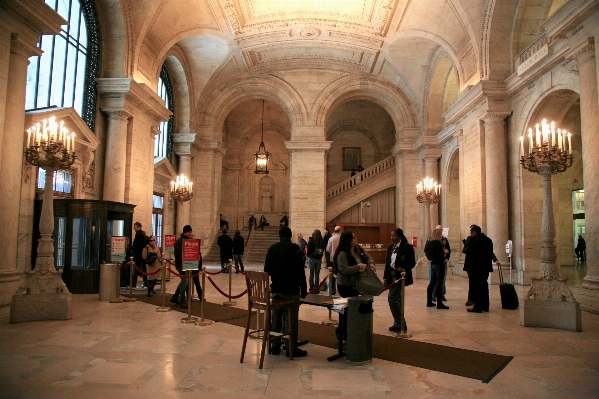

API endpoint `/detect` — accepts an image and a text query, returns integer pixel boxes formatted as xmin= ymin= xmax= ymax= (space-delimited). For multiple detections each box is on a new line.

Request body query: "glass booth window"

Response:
xmin=38 ymin=169 xmax=73 ymax=196
xmin=71 ymin=218 xmax=101 ymax=268
xmin=53 ymin=217 xmax=67 ymax=268
xmin=152 ymin=194 xmax=164 ymax=248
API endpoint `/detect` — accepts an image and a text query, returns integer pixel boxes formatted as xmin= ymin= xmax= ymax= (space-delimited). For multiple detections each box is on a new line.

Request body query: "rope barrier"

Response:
xmin=133 ymin=262 xmax=162 ymax=276
xmin=207 ymin=276 xmax=247 ymax=299
xmin=121 ymin=262 xmax=131 ymax=270
xmin=204 ymin=268 xmax=226 ymax=275
xmin=382 ymin=279 xmax=401 ymax=292
xmin=308 ymin=275 xmax=328 ymax=294
xmin=231 ymin=264 xmax=246 ymax=275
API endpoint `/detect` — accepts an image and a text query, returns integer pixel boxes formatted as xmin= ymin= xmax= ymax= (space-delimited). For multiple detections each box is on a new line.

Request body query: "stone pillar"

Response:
xmin=102 ymin=111 xmax=130 ymax=202
xmin=454 ymin=129 xmax=467 ymax=276
xmin=0 ymin=36 xmax=42 ymax=306
xmin=483 ymin=114 xmax=510 ymax=264
xmin=285 ymin=141 xmax=332 ymax=237
xmin=571 ymin=38 xmax=599 ymax=314
xmin=173 ymin=132 xmax=196 ymax=233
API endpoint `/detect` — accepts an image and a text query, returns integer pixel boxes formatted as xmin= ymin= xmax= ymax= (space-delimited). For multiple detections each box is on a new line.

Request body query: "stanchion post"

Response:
xmin=110 ymin=261 xmax=124 ymax=303
xmin=321 ymin=267 xmax=338 ymax=326
xmin=123 ymin=257 xmax=137 ymax=302
xmin=181 ymin=270 xmax=197 ymax=324
xmin=395 ymin=271 xmax=412 ymax=339
xmin=196 ymin=267 xmax=212 ymax=326
xmin=223 ymin=259 xmax=236 ymax=307
xmin=156 ymin=260 xmax=170 ymax=312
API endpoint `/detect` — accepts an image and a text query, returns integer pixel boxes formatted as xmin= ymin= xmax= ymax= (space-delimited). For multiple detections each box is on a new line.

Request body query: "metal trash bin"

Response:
xmin=99 ymin=263 xmax=120 ymax=301
xmin=346 ymin=295 xmax=374 ymax=364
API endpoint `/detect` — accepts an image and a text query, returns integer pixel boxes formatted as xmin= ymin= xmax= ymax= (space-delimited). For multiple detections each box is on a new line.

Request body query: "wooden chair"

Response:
xmin=240 ymin=270 xmax=295 ymax=368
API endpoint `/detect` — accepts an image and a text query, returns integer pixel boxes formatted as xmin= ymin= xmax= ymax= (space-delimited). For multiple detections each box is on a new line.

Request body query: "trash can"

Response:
xmin=346 ymin=295 xmax=374 ymax=364
xmin=99 ymin=263 xmax=120 ymax=301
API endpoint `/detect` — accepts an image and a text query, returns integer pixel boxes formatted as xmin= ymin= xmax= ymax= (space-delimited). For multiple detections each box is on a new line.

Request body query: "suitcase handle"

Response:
xmin=497 ymin=262 xmax=504 ymax=285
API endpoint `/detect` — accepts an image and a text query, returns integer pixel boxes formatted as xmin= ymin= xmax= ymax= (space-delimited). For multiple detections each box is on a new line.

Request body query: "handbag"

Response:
xmin=355 ymin=266 xmax=384 ymax=296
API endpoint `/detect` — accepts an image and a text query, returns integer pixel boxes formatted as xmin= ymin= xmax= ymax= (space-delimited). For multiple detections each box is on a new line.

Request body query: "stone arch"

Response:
xmin=422 ymin=48 xmax=460 ymax=135
xmin=96 ymin=0 xmax=129 ymax=77
xmin=199 ymin=76 xmax=307 ymax=132
xmin=163 ymin=47 xmax=193 ymax=133
xmin=313 ymin=75 xmax=419 ymax=136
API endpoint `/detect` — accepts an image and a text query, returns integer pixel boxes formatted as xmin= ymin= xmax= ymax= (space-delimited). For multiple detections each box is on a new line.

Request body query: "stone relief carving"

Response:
xmin=299 ymin=27 xmax=320 ymax=38
xmin=81 ymin=149 xmax=95 ymax=190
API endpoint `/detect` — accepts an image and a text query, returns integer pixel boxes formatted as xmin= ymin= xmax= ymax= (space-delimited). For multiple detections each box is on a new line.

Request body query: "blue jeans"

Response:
xmin=132 ymin=261 xmax=147 ymax=287
xmin=233 ymin=253 xmax=244 ymax=271
xmin=429 ymin=261 xmax=447 ymax=299
xmin=309 ymin=258 xmax=322 ymax=291
xmin=176 ymin=276 xmax=188 ymax=303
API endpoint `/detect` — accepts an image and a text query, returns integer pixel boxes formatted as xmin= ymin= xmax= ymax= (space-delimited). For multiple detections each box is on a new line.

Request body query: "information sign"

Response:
xmin=183 ymin=239 xmax=201 ymax=270
xmin=165 ymin=235 xmax=176 ymax=252
xmin=111 ymin=236 xmax=128 ymax=262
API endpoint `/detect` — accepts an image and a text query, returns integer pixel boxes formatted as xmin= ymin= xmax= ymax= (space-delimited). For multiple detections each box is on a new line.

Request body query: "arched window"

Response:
xmin=25 ymin=0 xmax=100 ymax=131
xmin=156 ymin=65 xmax=174 ymax=162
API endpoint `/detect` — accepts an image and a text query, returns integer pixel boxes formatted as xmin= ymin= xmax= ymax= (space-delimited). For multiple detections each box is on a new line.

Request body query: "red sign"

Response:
xmin=412 ymin=237 xmax=417 ymax=247
xmin=183 ymin=239 xmax=200 ymax=270
xmin=165 ymin=235 xmax=176 ymax=252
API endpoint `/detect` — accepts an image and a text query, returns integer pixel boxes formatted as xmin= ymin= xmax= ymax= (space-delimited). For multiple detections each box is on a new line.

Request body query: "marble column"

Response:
xmin=0 ymin=36 xmax=42 ymax=306
xmin=285 ymin=141 xmax=332 ymax=237
xmin=571 ymin=39 xmax=599 ymax=314
xmin=483 ymin=115 xmax=510 ymax=263
xmin=102 ymin=111 xmax=130 ymax=202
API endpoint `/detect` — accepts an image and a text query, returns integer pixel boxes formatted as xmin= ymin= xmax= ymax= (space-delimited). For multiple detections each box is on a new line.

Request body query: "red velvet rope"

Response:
xmin=166 ymin=267 xmax=201 ymax=278
xmin=206 ymin=276 xmax=247 ymax=299
xmin=121 ymin=262 xmax=131 ymax=270
xmin=308 ymin=275 xmax=328 ymax=294
xmin=204 ymin=268 xmax=225 ymax=275
xmin=133 ymin=262 xmax=162 ymax=276
xmin=231 ymin=264 xmax=246 ymax=275
xmin=382 ymin=279 xmax=401 ymax=292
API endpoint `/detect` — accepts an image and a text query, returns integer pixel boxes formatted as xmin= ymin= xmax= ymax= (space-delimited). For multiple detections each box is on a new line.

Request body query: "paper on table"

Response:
xmin=331 ymin=298 xmax=348 ymax=314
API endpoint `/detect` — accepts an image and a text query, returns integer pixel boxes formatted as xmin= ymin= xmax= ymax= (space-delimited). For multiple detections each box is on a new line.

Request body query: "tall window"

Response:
xmin=37 ymin=169 xmax=74 ymax=197
xmin=25 ymin=0 xmax=100 ymax=131
xmin=152 ymin=194 xmax=164 ymax=248
xmin=155 ymin=65 xmax=174 ymax=162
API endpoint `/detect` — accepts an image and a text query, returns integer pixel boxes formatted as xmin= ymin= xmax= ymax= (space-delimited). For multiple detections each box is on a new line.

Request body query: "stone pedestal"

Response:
xmin=520 ymin=299 xmax=581 ymax=332
xmin=11 ymin=291 xmax=72 ymax=323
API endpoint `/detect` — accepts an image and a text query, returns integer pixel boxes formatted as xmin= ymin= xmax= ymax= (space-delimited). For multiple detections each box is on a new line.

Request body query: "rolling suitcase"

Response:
xmin=498 ymin=263 xmax=519 ymax=310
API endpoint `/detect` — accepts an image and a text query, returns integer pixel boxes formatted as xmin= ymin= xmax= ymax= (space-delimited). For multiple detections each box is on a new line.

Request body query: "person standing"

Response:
xmin=307 ymin=229 xmax=325 ymax=293
xmin=424 ymin=228 xmax=449 ymax=310
xmin=325 ymin=226 xmax=342 ymax=295
xmin=232 ymin=230 xmax=245 ymax=273
xmin=217 ymin=229 xmax=233 ymax=272
xmin=429 ymin=224 xmax=450 ymax=302
xmin=131 ymin=222 xmax=147 ymax=289
xmin=264 ymin=226 xmax=308 ymax=357
xmin=142 ymin=235 xmax=162 ymax=297
xmin=576 ymin=234 xmax=586 ymax=261
xmin=383 ymin=228 xmax=416 ymax=332
xmin=323 ymin=227 xmax=332 ymax=266
xmin=464 ymin=225 xmax=494 ymax=313
xmin=173 ymin=225 xmax=194 ymax=308
xmin=248 ymin=215 xmax=256 ymax=231
xmin=296 ymin=233 xmax=308 ymax=266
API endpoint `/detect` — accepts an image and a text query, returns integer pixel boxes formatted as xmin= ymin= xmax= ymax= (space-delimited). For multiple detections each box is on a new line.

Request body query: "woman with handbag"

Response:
xmin=333 ymin=230 xmax=376 ymax=340
xmin=142 ymin=235 xmax=162 ymax=297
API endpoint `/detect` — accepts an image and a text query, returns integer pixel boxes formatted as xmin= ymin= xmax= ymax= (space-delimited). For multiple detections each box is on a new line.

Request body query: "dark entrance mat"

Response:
xmin=137 ymin=294 xmax=512 ymax=382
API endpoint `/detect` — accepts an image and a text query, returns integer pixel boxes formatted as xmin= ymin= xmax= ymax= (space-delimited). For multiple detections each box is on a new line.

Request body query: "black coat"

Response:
xmin=174 ymin=233 xmax=189 ymax=271
xmin=383 ymin=241 xmax=416 ymax=286
xmin=264 ymin=238 xmax=307 ymax=297
xmin=132 ymin=230 xmax=147 ymax=263
xmin=217 ymin=234 xmax=233 ymax=262
xmin=424 ymin=239 xmax=445 ymax=265
xmin=463 ymin=233 xmax=494 ymax=274
xmin=232 ymin=236 xmax=244 ymax=254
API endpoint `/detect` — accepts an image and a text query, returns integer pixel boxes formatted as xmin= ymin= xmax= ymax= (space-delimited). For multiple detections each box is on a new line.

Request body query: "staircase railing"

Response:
xmin=326 ymin=156 xmax=395 ymax=200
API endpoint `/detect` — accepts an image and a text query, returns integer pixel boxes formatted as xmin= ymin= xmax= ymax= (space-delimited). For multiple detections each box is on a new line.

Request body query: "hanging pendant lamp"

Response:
xmin=254 ymin=99 xmax=270 ymax=174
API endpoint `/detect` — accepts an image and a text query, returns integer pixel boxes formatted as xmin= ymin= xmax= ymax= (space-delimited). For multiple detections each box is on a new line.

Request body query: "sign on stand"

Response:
xmin=183 ymin=239 xmax=201 ymax=270
xmin=165 ymin=235 xmax=176 ymax=252
xmin=111 ymin=236 xmax=128 ymax=262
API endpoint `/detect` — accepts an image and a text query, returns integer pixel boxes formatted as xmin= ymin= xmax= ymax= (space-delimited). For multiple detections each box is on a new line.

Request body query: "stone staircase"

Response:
xmin=326 ymin=156 xmax=396 ymax=220
xmin=202 ymin=226 xmax=280 ymax=264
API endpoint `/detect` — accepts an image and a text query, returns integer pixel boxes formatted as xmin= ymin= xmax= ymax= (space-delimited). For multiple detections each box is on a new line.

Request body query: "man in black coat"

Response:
xmin=264 ymin=226 xmax=308 ymax=357
xmin=217 ymin=229 xmax=233 ymax=271
xmin=383 ymin=228 xmax=416 ymax=332
xmin=131 ymin=222 xmax=147 ymax=288
xmin=464 ymin=225 xmax=494 ymax=313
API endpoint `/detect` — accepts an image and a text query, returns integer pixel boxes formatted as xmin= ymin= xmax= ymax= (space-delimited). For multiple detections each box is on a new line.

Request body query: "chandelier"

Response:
xmin=170 ymin=174 xmax=193 ymax=202
xmin=24 ymin=116 xmax=76 ymax=169
xmin=520 ymin=119 xmax=573 ymax=173
xmin=416 ymin=177 xmax=441 ymax=204
xmin=254 ymin=100 xmax=270 ymax=174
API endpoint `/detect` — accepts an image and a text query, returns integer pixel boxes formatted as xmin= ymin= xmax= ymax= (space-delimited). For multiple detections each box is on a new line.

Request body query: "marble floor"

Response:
xmin=1 ymin=263 xmax=598 ymax=398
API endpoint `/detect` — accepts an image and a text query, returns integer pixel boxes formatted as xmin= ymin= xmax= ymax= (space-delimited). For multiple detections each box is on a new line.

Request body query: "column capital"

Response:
xmin=173 ymin=133 xmax=197 ymax=155
xmin=284 ymin=141 xmax=332 ymax=152
xmin=481 ymin=113 xmax=509 ymax=125
xmin=567 ymin=37 xmax=595 ymax=65
xmin=105 ymin=110 xmax=131 ymax=121
xmin=391 ymin=141 xmax=415 ymax=156
xmin=10 ymin=33 xmax=42 ymax=58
